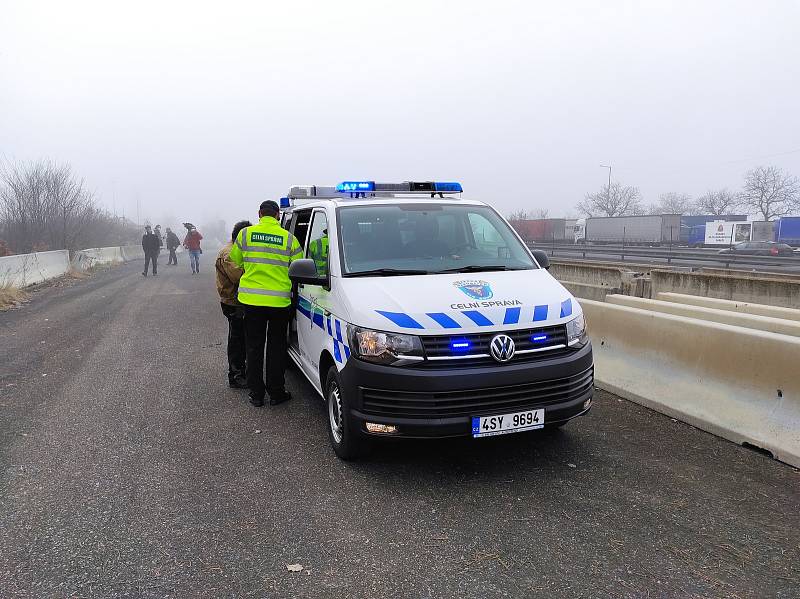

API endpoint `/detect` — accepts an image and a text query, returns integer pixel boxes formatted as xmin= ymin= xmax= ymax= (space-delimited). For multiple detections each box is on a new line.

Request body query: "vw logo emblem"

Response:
xmin=490 ymin=334 xmax=515 ymax=363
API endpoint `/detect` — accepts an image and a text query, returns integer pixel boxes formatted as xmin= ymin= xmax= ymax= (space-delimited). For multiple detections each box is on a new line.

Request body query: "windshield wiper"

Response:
xmin=344 ymin=268 xmax=430 ymax=277
xmin=437 ymin=265 xmax=515 ymax=273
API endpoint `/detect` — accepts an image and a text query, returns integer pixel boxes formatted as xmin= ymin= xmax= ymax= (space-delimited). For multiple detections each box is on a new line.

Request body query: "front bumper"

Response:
xmin=339 ymin=342 xmax=594 ymax=439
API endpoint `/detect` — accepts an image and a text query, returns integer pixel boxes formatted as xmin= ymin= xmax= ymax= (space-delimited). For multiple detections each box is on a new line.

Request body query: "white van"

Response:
xmin=281 ymin=181 xmax=593 ymax=459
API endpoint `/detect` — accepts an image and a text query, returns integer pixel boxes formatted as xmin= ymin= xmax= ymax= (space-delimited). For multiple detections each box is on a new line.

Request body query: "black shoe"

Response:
xmin=229 ymin=377 xmax=248 ymax=389
xmin=142 ymin=272 xmax=147 ymax=277
xmin=248 ymin=393 xmax=265 ymax=407
xmin=269 ymin=391 xmax=292 ymax=406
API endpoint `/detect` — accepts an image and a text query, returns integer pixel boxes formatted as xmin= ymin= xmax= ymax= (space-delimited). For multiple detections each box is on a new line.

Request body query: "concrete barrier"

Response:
xmin=657 ymin=292 xmax=800 ymax=322
xmin=549 ymin=260 xmax=651 ymax=297
xmin=0 ymin=250 xmax=71 ymax=287
xmin=71 ymin=246 xmax=125 ymax=271
xmin=582 ymin=298 xmax=800 ymax=467
xmin=561 ymin=281 xmax=621 ymax=301
xmin=606 ymin=294 xmax=800 ymax=337
xmin=120 ymin=245 xmax=144 ymax=262
xmin=651 ymin=269 xmax=800 ymax=308
xmin=698 ymin=267 xmax=800 ymax=281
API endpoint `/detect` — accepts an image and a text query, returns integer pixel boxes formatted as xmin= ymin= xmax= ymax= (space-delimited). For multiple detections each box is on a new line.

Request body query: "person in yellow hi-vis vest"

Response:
xmin=230 ymin=200 xmax=303 ymax=407
xmin=308 ymin=232 xmax=329 ymax=277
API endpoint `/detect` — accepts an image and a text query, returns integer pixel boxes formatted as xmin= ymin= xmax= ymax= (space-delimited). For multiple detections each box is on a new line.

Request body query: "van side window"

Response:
xmin=288 ymin=209 xmax=312 ymax=249
xmin=306 ymin=210 xmax=329 ymax=277
xmin=468 ymin=213 xmax=507 ymax=257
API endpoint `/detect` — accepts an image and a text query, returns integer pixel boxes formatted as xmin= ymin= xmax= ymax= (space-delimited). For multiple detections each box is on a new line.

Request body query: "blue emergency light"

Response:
xmin=450 ymin=339 xmax=472 ymax=351
xmin=531 ymin=334 xmax=548 ymax=343
xmin=336 ymin=181 xmax=376 ymax=193
xmin=434 ymin=182 xmax=463 ymax=193
xmin=279 ymin=197 xmax=291 ymax=208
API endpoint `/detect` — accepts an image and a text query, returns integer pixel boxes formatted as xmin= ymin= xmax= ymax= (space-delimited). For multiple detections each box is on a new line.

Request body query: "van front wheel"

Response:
xmin=325 ymin=366 xmax=368 ymax=460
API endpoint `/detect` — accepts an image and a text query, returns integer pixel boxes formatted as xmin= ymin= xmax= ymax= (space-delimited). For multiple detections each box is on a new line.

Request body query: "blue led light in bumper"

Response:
xmin=531 ymin=334 xmax=548 ymax=343
xmin=450 ymin=340 xmax=471 ymax=351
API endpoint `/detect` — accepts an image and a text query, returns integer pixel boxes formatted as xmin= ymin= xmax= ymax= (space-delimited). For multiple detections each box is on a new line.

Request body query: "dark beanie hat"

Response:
xmin=260 ymin=200 xmax=279 ymax=215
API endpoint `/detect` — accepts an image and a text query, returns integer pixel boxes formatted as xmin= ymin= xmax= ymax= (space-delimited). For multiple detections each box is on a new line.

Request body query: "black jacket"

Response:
xmin=142 ymin=232 xmax=160 ymax=254
xmin=166 ymin=231 xmax=180 ymax=250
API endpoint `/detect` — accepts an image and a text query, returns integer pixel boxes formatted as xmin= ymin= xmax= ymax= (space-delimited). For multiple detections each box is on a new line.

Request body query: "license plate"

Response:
xmin=472 ymin=409 xmax=544 ymax=438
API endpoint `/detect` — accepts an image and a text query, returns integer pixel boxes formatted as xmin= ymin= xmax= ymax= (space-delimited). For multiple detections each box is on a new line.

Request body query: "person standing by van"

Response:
xmin=141 ymin=225 xmax=160 ymax=276
xmin=183 ymin=225 xmax=203 ymax=274
xmin=215 ymin=220 xmax=251 ymax=389
xmin=229 ymin=200 xmax=302 ymax=407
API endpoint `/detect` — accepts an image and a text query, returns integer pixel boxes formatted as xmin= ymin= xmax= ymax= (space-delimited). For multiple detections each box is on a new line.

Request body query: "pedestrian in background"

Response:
xmin=141 ymin=225 xmax=160 ymax=276
xmin=154 ymin=224 xmax=164 ymax=251
xmin=215 ymin=220 xmax=252 ymax=389
xmin=165 ymin=227 xmax=180 ymax=265
xmin=230 ymin=200 xmax=302 ymax=407
xmin=183 ymin=225 xmax=203 ymax=274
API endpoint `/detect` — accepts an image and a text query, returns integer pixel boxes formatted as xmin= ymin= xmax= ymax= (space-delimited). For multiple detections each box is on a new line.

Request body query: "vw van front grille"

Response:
xmin=416 ymin=324 xmax=569 ymax=367
xmin=360 ymin=366 xmax=593 ymax=419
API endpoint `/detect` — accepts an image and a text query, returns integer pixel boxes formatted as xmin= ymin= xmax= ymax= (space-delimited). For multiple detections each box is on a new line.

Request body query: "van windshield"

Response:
xmin=338 ymin=204 xmax=537 ymax=276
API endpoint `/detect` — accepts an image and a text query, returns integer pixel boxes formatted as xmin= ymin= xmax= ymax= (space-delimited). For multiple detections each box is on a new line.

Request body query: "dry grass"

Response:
xmin=0 ymin=281 xmax=29 ymax=310
xmin=67 ymin=267 xmax=89 ymax=279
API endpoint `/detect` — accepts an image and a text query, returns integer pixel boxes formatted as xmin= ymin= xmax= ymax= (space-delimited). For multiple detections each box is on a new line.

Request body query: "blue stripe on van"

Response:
xmin=426 ymin=312 xmax=461 ymax=329
xmin=333 ymin=340 xmax=342 ymax=363
xmin=335 ymin=319 xmax=344 ymax=342
xmin=503 ymin=307 xmax=521 ymax=325
xmin=560 ymin=298 xmax=573 ymax=318
xmin=375 ymin=311 xmax=425 ymax=329
xmin=533 ymin=305 xmax=548 ymax=322
xmin=462 ymin=310 xmax=493 ymax=326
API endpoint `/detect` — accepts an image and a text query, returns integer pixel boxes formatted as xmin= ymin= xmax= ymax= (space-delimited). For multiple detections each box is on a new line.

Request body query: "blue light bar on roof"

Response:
xmin=434 ymin=182 xmax=463 ymax=193
xmin=336 ymin=181 xmax=375 ymax=193
xmin=279 ymin=197 xmax=291 ymax=208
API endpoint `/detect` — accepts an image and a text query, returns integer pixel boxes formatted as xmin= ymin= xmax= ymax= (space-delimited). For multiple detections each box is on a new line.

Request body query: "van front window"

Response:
xmin=338 ymin=204 xmax=536 ymax=276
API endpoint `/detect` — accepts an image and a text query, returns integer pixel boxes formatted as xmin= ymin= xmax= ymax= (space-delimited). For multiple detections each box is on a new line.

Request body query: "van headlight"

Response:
xmin=566 ymin=313 xmax=586 ymax=345
xmin=349 ymin=326 xmax=424 ymax=365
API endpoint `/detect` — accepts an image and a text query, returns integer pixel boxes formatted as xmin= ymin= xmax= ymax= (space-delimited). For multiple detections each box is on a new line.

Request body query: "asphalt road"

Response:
xmin=1 ymin=261 xmax=799 ymax=598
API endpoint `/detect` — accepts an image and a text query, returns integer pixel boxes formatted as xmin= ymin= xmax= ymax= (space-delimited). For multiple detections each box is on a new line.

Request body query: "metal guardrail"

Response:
xmin=526 ymin=243 xmax=800 ymax=270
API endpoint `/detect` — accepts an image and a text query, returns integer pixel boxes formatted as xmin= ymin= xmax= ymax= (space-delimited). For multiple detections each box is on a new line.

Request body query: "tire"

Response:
xmin=325 ymin=365 xmax=369 ymax=460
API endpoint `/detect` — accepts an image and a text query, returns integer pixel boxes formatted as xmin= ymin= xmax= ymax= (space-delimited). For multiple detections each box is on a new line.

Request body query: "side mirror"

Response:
xmin=289 ymin=259 xmax=327 ymax=286
xmin=531 ymin=249 xmax=550 ymax=270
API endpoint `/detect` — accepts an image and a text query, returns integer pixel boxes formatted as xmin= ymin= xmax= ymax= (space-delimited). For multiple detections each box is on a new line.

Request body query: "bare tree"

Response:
xmin=0 ymin=159 xmax=139 ymax=254
xmin=740 ymin=165 xmax=799 ymax=220
xmin=506 ymin=209 xmax=529 ymax=222
xmin=530 ymin=208 xmax=550 ymax=219
xmin=648 ymin=192 xmax=695 ymax=215
xmin=694 ymin=188 xmax=741 ymax=216
xmin=577 ymin=182 xmax=642 ymax=217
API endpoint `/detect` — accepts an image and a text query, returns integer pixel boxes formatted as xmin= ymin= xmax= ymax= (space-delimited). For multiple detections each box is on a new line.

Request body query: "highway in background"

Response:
xmin=1 ymin=264 xmax=798 ymax=598
xmin=531 ymin=243 xmax=800 ymax=275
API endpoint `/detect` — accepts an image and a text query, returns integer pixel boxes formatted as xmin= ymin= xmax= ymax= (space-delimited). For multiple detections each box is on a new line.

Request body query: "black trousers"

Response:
xmin=143 ymin=251 xmax=158 ymax=275
xmin=244 ymin=305 xmax=291 ymax=399
xmin=221 ymin=303 xmax=247 ymax=382
xmin=167 ymin=247 xmax=178 ymax=264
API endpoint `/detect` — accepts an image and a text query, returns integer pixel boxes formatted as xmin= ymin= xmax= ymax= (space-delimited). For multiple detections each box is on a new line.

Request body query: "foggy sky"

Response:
xmin=2 ymin=0 xmax=799 ymax=227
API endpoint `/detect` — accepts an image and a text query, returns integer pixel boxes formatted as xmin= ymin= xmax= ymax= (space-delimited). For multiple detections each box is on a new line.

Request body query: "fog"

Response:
xmin=2 ymin=0 xmax=799 ymax=226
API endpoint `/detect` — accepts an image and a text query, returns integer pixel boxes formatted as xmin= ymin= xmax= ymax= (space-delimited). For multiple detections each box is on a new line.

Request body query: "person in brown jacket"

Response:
xmin=216 ymin=220 xmax=252 ymax=389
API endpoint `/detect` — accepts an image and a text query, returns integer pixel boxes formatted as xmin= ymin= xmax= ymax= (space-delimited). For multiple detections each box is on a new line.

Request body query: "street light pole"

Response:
xmin=600 ymin=164 xmax=612 ymax=193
